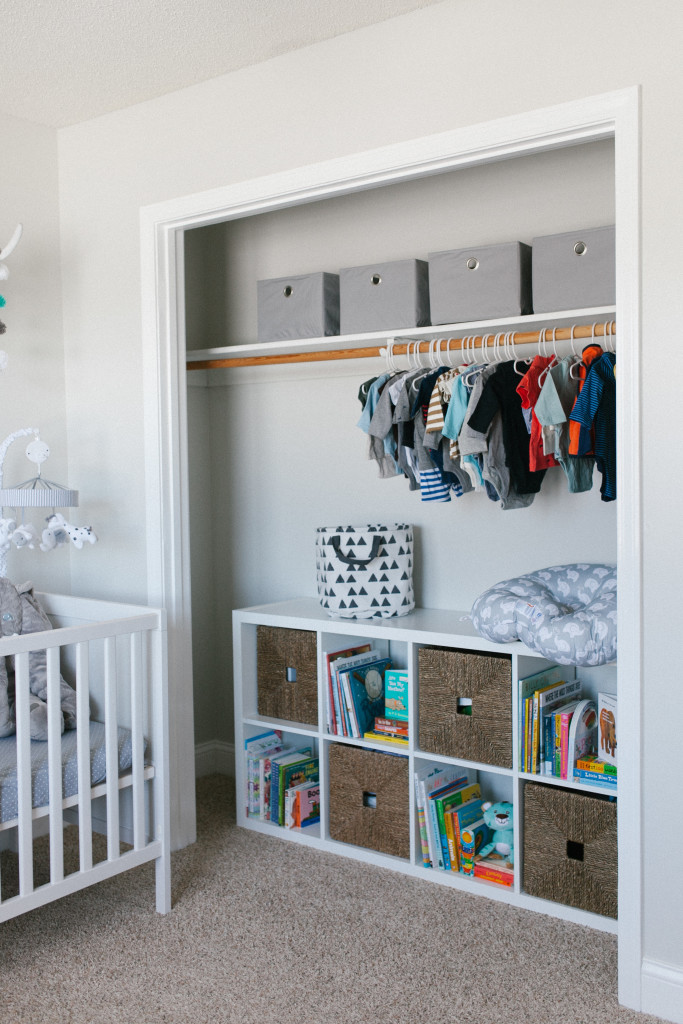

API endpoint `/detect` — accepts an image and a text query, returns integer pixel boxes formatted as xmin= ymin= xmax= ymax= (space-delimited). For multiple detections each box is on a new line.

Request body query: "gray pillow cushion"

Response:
xmin=470 ymin=563 xmax=617 ymax=666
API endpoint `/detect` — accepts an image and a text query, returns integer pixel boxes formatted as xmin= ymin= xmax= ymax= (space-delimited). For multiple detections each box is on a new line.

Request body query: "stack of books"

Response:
xmin=323 ymin=647 xmax=410 ymax=742
xmin=518 ymin=667 xmax=581 ymax=775
xmin=574 ymin=753 xmax=617 ymax=788
xmin=413 ymin=765 xmax=484 ymax=872
xmin=243 ymin=729 xmax=320 ymax=826
xmin=323 ymin=644 xmax=389 ymax=738
xmin=363 ymin=714 xmax=409 ymax=745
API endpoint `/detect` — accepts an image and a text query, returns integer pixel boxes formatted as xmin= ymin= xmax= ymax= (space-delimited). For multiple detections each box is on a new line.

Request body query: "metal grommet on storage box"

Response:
xmin=466 ymin=257 xmax=480 ymax=271
xmin=283 ymin=285 xmax=294 ymax=297
xmin=573 ymin=241 xmax=587 ymax=256
xmin=370 ymin=273 xmax=382 ymax=286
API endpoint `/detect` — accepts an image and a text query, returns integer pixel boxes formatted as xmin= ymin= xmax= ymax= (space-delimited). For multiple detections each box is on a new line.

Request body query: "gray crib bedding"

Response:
xmin=0 ymin=722 xmax=135 ymax=824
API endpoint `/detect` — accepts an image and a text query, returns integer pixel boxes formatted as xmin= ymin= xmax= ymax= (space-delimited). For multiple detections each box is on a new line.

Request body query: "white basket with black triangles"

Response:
xmin=315 ymin=524 xmax=414 ymax=619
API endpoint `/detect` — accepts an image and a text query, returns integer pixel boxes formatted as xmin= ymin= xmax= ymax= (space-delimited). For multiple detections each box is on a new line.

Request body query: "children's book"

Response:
xmin=328 ymin=648 xmax=379 ymax=736
xmin=279 ymin=757 xmax=319 ymax=825
xmin=535 ymin=678 xmax=582 ymax=774
xmin=344 ymin=657 xmax=392 ymax=737
xmin=474 ymin=857 xmax=514 ymax=887
xmin=384 ymin=669 xmax=409 ymax=722
xmin=517 ymin=665 xmax=571 ymax=772
xmin=298 ymin=783 xmax=321 ymax=827
xmin=598 ymin=691 xmax=618 ymax=767
xmin=423 ymin=778 xmax=479 ymax=868
xmin=285 ymin=779 xmax=321 ymax=828
xmin=573 ymin=767 xmax=617 ymax=787
xmin=243 ymin=730 xmax=283 ymax=816
xmin=567 ymin=698 xmax=597 ymax=775
xmin=259 ymin=743 xmax=287 ymax=820
xmin=576 ymin=753 xmax=617 ymax=776
xmin=445 ymin=795 xmax=483 ymax=871
xmin=269 ymin=748 xmax=313 ymax=825
xmin=532 ymin=675 xmax=581 ymax=770
xmin=324 ymin=645 xmax=373 ymax=735
xmin=553 ymin=700 xmax=583 ymax=778
xmin=413 ymin=765 xmax=468 ymax=868
xmin=374 ymin=716 xmax=409 ymax=736
xmin=459 ymin=818 xmax=490 ymax=875
xmin=363 ymin=730 xmax=409 ymax=745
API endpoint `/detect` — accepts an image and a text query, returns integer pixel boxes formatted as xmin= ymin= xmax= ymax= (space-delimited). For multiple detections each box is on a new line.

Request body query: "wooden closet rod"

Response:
xmin=186 ymin=320 xmax=616 ymax=371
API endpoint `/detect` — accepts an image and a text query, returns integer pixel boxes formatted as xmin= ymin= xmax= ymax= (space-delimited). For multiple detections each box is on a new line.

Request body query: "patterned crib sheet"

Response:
xmin=0 ymin=722 xmax=137 ymax=824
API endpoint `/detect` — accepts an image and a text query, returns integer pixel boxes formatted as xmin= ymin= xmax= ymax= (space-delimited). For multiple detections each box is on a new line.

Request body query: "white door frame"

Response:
xmin=140 ymin=87 xmax=641 ymax=1009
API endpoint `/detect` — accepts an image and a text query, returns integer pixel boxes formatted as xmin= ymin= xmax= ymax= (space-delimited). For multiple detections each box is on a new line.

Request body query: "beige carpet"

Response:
xmin=0 ymin=775 xmax=665 ymax=1024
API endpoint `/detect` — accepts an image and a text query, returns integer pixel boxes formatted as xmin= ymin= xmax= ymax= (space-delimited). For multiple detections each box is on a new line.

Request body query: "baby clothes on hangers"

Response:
xmin=567 ymin=343 xmax=604 ymax=456
xmin=569 ymin=351 xmax=616 ymax=501
xmin=516 ymin=356 xmax=559 ymax=472
xmin=468 ymin=360 xmax=547 ymax=498
xmin=425 ymin=368 xmax=459 ymax=434
xmin=534 ymin=358 xmax=595 ymax=493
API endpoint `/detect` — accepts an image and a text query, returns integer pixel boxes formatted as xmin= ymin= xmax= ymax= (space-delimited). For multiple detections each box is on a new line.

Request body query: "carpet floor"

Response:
xmin=0 ymin=775 xmax=665 ymax=1024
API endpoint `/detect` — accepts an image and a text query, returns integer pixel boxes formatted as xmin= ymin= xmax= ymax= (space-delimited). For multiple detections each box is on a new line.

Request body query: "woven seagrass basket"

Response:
xmin=418 ymin=646 xmax=512 ymax=767
xmin=256 ymin=625 xmax=318 ymax=725
xmin=328 ymin=743 xmax=409 ymax=859
xmin=523 ymin=782 xmax=618 ymax=918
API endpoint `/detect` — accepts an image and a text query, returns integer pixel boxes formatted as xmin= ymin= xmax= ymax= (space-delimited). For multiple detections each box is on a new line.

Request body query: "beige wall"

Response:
xmin=0 ymin=112 xmax=70 ymax=592
xmin=55 ymin=0 xmax=683 ymax=982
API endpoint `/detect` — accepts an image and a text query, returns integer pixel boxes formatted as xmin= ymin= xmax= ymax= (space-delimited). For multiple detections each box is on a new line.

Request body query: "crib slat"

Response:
xmin=15 ymin=652 xmax=33 ymax=896
xmin=46 ymin=646 xmax=64 ymax=884
xmin=103 ymin=636 xmax=119 ymax=861
xmin=76 ymin=642 xmax=93 ymax=873
xmin=131 ymin=632 xmax=144 ymax=850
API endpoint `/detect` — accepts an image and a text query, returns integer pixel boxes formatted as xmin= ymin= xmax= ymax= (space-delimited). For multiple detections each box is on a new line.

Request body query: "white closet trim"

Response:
xmin=140 ymin=86 xmax=642 ymax=1009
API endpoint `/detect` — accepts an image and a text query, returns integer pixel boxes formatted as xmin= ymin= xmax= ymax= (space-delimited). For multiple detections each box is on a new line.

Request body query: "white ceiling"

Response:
xmin=1 ymin=0 xmax=446 ymax=128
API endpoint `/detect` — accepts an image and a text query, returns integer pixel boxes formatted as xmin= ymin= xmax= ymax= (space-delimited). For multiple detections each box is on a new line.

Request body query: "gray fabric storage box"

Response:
xmin=428 ymin=241 xmax=532 ymax=324
xmin=339 ymin=259 xmax=430 ymax=335
xmin=532 ymin=226 xmax=615 ymax=313
xmin=257 ymin=271 xmax=339 ymax=343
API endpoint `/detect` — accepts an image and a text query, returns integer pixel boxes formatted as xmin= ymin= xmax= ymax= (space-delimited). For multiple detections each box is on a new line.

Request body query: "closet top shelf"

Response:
xmin=186 ymin=305 xmax=616 ymax=370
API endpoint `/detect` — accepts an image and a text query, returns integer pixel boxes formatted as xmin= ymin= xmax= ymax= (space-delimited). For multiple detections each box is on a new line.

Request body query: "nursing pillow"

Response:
xmin=470 ymin=563 xmax=617 ymax=667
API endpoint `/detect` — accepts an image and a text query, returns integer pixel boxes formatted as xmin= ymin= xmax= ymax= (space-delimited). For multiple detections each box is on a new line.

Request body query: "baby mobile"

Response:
xmin=0 ymin=224 xmax=97 ymax=577
xmin=0 ymin=223 xmax=22 ymax=371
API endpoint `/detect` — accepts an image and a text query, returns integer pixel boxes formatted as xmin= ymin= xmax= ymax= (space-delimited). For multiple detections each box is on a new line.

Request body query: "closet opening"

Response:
xmin=184 ymin=138 xmax=617 ymax=784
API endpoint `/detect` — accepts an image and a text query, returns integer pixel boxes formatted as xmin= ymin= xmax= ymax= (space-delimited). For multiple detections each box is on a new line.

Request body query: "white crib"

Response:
xmin=0 ymin=592 xmax=170 ymax=922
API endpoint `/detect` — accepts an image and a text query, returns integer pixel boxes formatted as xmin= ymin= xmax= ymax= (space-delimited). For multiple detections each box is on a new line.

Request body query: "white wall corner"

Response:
xmin=195 ymin=740 xmax=235 ymax=778
xmin=641 ymin=958 xmax=683 ymax=1024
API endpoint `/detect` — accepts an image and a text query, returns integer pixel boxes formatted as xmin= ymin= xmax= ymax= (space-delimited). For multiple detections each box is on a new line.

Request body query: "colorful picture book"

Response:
xmin=413 ymin=765 xmax=467 ymax=868
xmin=384 ymin=669 xmax=408 ymax=722
xmin=325 ymin=646 xmax=390 ymax=738
xmin=243 ymin=729 xmax=283 ymax=817
xmin=598 ymin=691 xmax=617 ymax=766
xmin=444 ymin=794 xmax=483 ymax=872
xmin=323 ymin=644 xmax=372 ymax=736
xmin=517 ymin=666 xmax=579 ymax=774
xmin=574 ymin=752 xmax=617 ymax=787
xmin=473 ymin=856 xmax=514 ymax=887
xmin=363 ymin=730 xmax=408 ymax=745
xmin=459 ymin=818 xmax=490 ymax=876
xmin=269 ymin=749 xmax=315 ymax=825
xmin=341 ymin=658 xmax=392 ymax=737
xmin=284 ymin=780 xmax=321 ymax=829
xmin=566 ymin=699 xmax=598 ymax=772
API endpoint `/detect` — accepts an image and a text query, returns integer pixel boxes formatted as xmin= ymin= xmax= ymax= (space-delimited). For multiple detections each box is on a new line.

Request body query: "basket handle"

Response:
xmin=330 ymin=534 xmax=384 ymax=567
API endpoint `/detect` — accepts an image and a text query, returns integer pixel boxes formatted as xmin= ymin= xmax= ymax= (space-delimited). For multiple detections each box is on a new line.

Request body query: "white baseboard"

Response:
xmin=641 ymin=958 xmax=683 ymax=1024
xmin=195 ymin=740 xmax=234 ymax=778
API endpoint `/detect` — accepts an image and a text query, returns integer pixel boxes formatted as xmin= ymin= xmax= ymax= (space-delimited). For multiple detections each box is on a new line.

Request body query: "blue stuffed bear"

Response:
xmin=477 ymin=800 xmax=514 ymax=867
